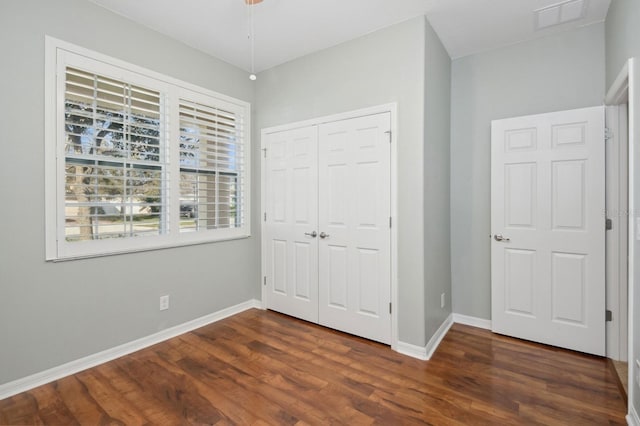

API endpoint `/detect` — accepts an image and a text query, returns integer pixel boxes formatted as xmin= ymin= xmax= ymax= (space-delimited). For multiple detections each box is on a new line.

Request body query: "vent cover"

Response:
xmin=535 ymin=0 xmax=587 ymax=30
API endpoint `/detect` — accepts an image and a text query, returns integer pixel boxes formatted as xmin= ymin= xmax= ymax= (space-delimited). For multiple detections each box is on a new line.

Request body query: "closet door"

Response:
xmin=264 ymin=126 xmax=319 ymax=323
xmin=318 ymin=113 xmax=392 ymax=344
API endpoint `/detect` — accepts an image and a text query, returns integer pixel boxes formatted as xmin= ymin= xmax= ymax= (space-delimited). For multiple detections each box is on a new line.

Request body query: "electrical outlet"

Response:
xmin=159 ymin=295 xmax=170 ymax=311
xmin=441 ymin=293 xmax=445 ymax=309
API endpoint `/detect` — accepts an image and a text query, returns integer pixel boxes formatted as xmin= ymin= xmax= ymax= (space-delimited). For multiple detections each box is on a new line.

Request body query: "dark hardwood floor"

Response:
xmin=0 ymin=309 xmax=627 ymax=425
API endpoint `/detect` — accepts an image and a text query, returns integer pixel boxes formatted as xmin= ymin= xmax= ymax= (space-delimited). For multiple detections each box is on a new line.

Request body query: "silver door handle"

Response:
xmin=305 ymin=231 xmax=317 ymax=238
xmin=494 ymin=234 xmax=510 ymax=242
xmin=319 ymin=232 xmax=329 ymax=239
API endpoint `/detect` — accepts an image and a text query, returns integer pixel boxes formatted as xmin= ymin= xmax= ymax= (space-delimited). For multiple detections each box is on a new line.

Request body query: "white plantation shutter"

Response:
xmin=64 ymin=67 xmax=167 ymax=242
xmin=178 ymin=98 xmax=246 ymax=232
xmin=46 ymin=40 xmax=251 ymax=260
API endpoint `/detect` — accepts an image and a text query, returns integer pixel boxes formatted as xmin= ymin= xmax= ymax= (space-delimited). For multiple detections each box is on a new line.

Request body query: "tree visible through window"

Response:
xmin=64 ymin=67 xmax=165 ymax=241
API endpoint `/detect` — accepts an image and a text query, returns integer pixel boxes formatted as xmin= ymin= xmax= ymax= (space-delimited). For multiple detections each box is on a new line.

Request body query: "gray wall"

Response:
xmin=450 ymin=23 xmax=606 ymax=319
xmin=605 ymin=0 xmax=640 ymax=415
xmin=424 ymin=20 xmax=452 ymax=339
xmin=0 ymin=0 xmax=260 ymax=385
xmin=605 ymin=0 xmax=640 ymax=89
xmin=256 ymin=16 xmax=451 ymax=347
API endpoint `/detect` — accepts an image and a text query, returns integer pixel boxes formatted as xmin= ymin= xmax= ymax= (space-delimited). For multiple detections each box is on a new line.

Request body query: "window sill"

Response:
xmin=47 ymin=233 xmax=251 ymax=262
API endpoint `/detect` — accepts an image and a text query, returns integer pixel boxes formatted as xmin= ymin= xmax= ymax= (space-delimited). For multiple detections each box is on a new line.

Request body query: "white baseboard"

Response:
xmin=453 ymin=313 xmax=492 ymax=330
xmin=425 ymin=314 xmax=454 ymax=359
xmin=396 ymin=314 xmax=453 ymax=361
xmin=628 ymin=404 xmax=640 ymax=426
xmin=395 ymin=341 xmax=428 ymax=360
xmin=0 ymin=299 xmax=261 ymax=400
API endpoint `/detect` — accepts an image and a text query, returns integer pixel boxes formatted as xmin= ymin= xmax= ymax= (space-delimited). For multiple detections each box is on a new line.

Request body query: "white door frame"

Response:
xmin=605 ymin=104 xmax=629 ymax=362
xmin=259 ymin=103 xmax=399 ymax=350
xmin=605 ymin=57 xmax=636 ymax=421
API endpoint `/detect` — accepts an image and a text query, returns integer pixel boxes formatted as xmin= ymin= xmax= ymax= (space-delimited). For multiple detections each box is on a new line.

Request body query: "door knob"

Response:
xmin=319 ymin=232 xmax=329 ymax=239
xmin=494 ymin=234 xmax=510 ymax=242
xmin=304 ymin=231 xmax=317 ymax=238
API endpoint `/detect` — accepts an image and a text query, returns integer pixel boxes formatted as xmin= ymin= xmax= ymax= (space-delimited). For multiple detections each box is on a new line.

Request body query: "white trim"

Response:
xmin=0 ymin=299 xmax=260 ymax=400
xmin=395 ymin=341 xmax=428 ymax=360
xmin=260 ymin=120 xmax=268 ymax=311
xmin=607 ymin=61 xmax=630 ymax=105
xmin=425 ymin=314 xmax=454 ymax=359
xmin=629 ymin=57 xmax=638 ymax=425
xmin=262 ymin=103 xmax=399 ymax=135
xmin=395 ymin=314 xmax=454 ymax=361
xmin=44 ymin=36 xmax=58 ymax=260
xmin=620 ymin=103 xmax=630 ymax=362
xmin=628 ymin=405 xmax=640 ymax=426
xmin=607 ymin=57 xmax=640 ymax=423
xmin=453 ymin=313 xmax=492 ymax=330
xmin=260 ymin=103 xmax=399 ymax=349
xmin=45 ymin=36 xmax=249 ymax=108
xmin=389 ymin=103 xmax=399 ymax=352
xmin=605 ymin=104 xmax=630 ymax=362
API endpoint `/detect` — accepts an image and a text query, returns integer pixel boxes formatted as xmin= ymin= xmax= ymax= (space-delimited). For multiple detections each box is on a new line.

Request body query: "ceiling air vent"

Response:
xmin=535 ymin=0 xmax=587 ymax=30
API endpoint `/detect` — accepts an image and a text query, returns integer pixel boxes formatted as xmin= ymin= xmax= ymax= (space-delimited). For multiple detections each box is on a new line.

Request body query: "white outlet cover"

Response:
xmin=159 ymin=295 xmax=170 ymax=310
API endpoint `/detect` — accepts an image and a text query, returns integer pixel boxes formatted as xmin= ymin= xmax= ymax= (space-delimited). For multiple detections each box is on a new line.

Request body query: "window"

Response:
xmin=64 ymin=67 xmax=166 ymax=242
xmin=178 ymin=96 xmax=245 ymax=233
xmin=46 ymin=38 xmax=250 ymax=260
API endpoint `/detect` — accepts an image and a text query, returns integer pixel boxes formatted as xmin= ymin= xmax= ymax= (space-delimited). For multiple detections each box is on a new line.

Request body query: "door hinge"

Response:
xmin=606 ymin=309 xmax=613 ymax=322
xmin=385 ymin=130 xmax=392 ymax=143
xmin=263 ymin=276 xmax=267 ymax=286
xmin=606 ymin=218 xmax=613 ymax=230
xmin=264 ymin=212 xmax=267 ymax=222
xmin=389 ymin=303 xmax=392 ymax=314
xmin=262 ymin=148 xmax=267 ymax=158
xmin=605 ymin=127 xmax=614 ymax=141
xmin=389 ymin=217 xmax=392 ymax=228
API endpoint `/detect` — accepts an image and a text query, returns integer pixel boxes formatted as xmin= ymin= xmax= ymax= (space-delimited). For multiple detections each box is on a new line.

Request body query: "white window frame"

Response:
xmin=45 ymin=36 xmax=251 ymax=261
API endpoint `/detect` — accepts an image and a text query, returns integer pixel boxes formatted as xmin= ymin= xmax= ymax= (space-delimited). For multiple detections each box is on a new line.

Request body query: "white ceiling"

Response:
xmin=88 ymin=0 xmax=611 ymax=74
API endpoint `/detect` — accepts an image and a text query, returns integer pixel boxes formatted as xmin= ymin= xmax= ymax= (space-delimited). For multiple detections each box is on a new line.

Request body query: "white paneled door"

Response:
xmin=491 ymin=106 xmax=605 ymax=356
xmin=264 ymin=126 xmax=319 ymax=323
xmin=318 ymin=114 xmax=392 ymax=344
xmin=264 ymin=112 xmax=392 ymax=344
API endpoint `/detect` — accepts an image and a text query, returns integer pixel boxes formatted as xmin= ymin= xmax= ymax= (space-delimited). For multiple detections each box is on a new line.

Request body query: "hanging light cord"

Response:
xmin=249 ymin=2 xmax=257 ymax=80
